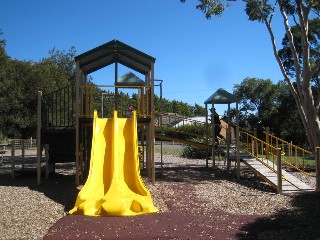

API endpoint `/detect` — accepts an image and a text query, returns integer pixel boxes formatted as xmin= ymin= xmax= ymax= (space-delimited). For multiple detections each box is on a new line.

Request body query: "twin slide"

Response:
xmin=69 ymin=111 xmax=158 ymax=217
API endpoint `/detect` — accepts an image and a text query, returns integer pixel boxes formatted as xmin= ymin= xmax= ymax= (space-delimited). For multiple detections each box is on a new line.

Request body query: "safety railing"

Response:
xmin=42 ymin=84 xmax=75 ymax=128
xmin=264 ymin=130 xmax=315 ymax=176
xmin=79 ymin=85 xmax=152 ymax=119
xmin=240 ymin=131 xmax=281 ymax=170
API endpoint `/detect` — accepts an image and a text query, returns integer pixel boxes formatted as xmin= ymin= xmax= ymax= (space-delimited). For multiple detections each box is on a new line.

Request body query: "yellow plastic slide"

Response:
xmin=69 ymin=111 xmax=158 ymax=217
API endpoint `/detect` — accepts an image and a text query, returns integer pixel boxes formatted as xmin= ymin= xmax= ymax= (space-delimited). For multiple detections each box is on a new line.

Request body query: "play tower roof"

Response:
xmin=204 ymin=88 xmax=237 ymax=104
xmin=75 ymin=39 xmax=156 ymax=75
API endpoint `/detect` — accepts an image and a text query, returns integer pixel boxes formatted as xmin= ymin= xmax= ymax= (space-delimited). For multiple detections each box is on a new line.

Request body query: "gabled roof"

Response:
xmin=75 ymin=39 xmax=156 ymax=75
xmin=116 ymin=72 xmax=145 ymax=86
xmin=204 ymin=88 xmax=237 ymax=104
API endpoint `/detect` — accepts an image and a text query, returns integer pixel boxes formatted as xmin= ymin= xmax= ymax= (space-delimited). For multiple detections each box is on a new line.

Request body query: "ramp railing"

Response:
xmin=264 ymin=130 xmax=315 ymax=177
xmin=240 ymin=131 xmax=281 ymax=170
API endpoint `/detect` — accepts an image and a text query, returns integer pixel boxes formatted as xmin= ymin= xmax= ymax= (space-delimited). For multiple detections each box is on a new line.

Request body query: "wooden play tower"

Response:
xmin=74 ymin=40 xmax=156 ymax=185
xmin=38 ymin=40 xmax=156 ymax=186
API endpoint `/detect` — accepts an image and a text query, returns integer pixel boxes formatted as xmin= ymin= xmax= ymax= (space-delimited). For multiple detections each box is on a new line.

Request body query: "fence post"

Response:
xmin=316 ymin=147 xmax=320 ymax=191
xmin=276 ymin=147 xmax=282 ymax=194
xmin=266 ymin=127 xmax=270 ymax=159
xmin=254 ymin=128 xmax=257 ymax=157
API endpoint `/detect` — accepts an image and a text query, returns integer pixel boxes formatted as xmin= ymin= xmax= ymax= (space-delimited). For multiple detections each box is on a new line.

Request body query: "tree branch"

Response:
xmin=295 ymin=0 xmax=312 ymax=86
xmin=279 ymin=4 xmax=303 ymax=94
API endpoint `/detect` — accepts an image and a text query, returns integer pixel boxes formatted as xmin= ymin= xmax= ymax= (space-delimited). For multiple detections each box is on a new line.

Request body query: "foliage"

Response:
xmin=182 ymin=139 xmax=209 ymax=158
xmin=278 ymin=18 xmax=320 ymax=91
xmin=182 ymin=0 xmax=320 ymax=150
xmin=233 ymin=77 xmax=278 ymax=131
xmin=0 ymin=32 xmax=76 ymax=138
xmin=232 ymin=77 xmax=307 ymax=146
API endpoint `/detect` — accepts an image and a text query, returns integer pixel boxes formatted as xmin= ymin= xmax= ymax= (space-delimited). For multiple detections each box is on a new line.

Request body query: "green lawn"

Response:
xmin=154 ymin=142 xmax=184 ymax=156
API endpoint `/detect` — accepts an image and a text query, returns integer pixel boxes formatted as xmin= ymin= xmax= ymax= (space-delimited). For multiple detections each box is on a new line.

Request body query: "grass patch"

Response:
xmin=154 ymin=143 xmax=184 ymax=156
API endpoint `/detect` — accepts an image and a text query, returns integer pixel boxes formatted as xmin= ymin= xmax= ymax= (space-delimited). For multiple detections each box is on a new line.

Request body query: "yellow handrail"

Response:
xmin=264 ymin=131 xmax=315 ymax=176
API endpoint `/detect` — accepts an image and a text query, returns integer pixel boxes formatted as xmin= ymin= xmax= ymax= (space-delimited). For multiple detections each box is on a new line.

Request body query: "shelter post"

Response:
xmin=226 ymin=103 xmax=231 ymax=170
xmin=236 ymin=102 xmax=240 ymax=180
xmin=205 ymin=104 xmax=209 ymax=168
xmin=211 ymin=102 xmax=216 ymax=168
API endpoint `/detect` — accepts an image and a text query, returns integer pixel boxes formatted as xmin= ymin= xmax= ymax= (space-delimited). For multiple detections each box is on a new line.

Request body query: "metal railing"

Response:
xmin=80 ymin=85 xmax=152 ymax=119
xmin=42 ymin=84 xmax=75 ymax=128
xmin=264 ymin=130 xmax=315 ymax=176
xmin=240 ymin=131 xmax=281 ymax=170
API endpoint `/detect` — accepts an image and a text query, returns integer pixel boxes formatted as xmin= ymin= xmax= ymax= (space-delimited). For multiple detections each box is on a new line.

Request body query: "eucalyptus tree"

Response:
xmin=181 ymin=0 xmax=320 ymax=150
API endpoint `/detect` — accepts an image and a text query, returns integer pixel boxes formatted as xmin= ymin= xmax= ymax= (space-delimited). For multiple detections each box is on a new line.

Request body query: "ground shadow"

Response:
xmin=152 ymin=163 xmax=275 ymax=193
xmin=237 ymin=191 xmax=320 ymax=240
xmin=0 ymin=162 xmax=78 ymax=212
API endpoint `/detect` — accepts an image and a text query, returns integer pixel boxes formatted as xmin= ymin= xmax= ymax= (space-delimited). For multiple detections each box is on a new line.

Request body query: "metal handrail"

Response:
xmin=264 ymin=131 xmax=315 ymax=176
xmin=42 ymin=84 xmax=75 ymax=128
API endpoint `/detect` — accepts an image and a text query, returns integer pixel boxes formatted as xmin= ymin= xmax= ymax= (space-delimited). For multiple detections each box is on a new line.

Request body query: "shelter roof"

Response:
xmin=75 ymin=39 xmax=156 ymax=75
xmin=116 ymin=72 xmax=145 ymax=86
xmin=204 ymin=88 xmax=237 ymax=104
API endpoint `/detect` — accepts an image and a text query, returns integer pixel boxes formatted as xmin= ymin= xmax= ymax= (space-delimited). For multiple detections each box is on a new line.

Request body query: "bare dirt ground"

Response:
xmin=1 ymin=151 xmax=320 ymax=239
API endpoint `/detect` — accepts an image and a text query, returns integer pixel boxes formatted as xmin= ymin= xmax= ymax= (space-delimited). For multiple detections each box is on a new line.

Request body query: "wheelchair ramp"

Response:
xmin=242 ymin=156 xmax=313 ymax=193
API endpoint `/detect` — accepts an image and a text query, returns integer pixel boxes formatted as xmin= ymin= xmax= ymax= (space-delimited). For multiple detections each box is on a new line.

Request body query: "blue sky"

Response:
xmin=1 ymin=0 xmax=286 ymax=114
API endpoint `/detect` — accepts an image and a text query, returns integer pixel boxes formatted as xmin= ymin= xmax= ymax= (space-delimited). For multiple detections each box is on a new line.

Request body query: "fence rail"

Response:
xmin=0 ymin=139 xmax=37 ymax=150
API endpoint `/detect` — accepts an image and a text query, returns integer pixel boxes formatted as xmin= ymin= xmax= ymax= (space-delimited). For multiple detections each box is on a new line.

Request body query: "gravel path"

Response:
xmin=1 ymin=152 xmax=320 ymax=239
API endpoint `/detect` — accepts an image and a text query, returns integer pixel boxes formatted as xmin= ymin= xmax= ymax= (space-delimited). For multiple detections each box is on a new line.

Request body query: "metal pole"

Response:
xmin=101 ymin=93 xmax=104 ymax=118
xmin=276 ymin=147 xmax=282 ymax=194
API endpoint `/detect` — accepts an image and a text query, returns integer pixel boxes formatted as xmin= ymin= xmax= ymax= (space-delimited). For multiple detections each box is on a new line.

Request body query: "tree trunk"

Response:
xmin=264 ymin=3 xmax=320 ymax=151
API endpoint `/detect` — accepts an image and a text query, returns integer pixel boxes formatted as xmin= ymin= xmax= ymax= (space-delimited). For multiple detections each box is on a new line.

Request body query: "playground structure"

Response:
xmin=31 ymin=40 xmax=320 ymax=194
xmin=37 ymin=40 xmax=157 ymax=186
xmin=69 ymin=110 xmax=158 ymax=216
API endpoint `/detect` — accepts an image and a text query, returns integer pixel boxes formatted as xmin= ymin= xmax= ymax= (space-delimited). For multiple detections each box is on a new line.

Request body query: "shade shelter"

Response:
xmin=204 ymin=88 xmax=240 ymax=179
xmin=74 ymin=40 xmax=156 ymax=185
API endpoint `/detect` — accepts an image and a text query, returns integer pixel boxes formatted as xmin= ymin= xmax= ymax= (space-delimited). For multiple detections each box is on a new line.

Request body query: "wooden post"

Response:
xmin=276 ymin=147 xmax=282 ymax=194
xmin=150 ymin=64 xmax=155 ymax=184
xmin=254 ymin=128 xmax=258 ymax=157
xmin=11 ymin=140 xmax=15 ymax=178
xmin=75 ymin=62 xmax=80 ymax=186
xmin=316 ymin=147 xmax=320 ymax=191
xmin=37 ymin=91 xmax=42 ymax=185
xmin=205 ymin=104 xmax=209 ymax=168
xmin=45 ymin=144 xmax=49 ymax=179
xmin=236 ymin=102 xmax=240 ymax=180
xmin=22 ymin=139 xmax=25 ymax=170
xmin=266 ymin=127 xmax=270 ymax=159
xmin=211 ymin=103 xmax=216 ymax=168
xmin=226 ymin=103 xmax=231 ymax=170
